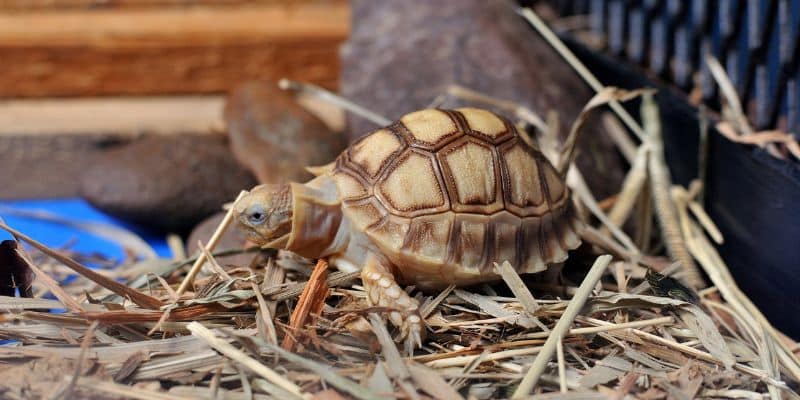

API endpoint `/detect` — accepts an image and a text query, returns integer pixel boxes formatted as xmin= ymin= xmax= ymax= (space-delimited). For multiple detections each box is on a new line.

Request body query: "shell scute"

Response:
xmin=367 ymin=216 xmax=410 ymax=253
xmin=377 ymin=150 xmax=449 ymax=215
xmin=438 ymin=137 xmax=504 ymax=214
xmin=333 ymin=170 xmax=369 ymax=200
xmin=499 ymin=139 xmax=549 ymax=216
xmin=541 ymin=161 xmax=567 ymax=204
xmin=400 ymin=109 xmax=461 ymax=149
xmin=519 ymin=217 xmax=547 ymax=274
xmin=457 ymin=107 xmax=513 ymax=143
xmin=447 ymin=215 xmax=489 ymax=270
xmin=348 ymin=128 xmax=405 ymax=179
xmin=486 ymin=212 xmax=521 ymax=267
xmin=343 ymin=198 xmax=386 ymax=231
xmin=402 ymin=213 xmax=454 ymax=264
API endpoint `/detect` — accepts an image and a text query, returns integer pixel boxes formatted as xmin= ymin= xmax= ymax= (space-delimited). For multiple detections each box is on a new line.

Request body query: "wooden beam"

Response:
xmin=0 ymin=1 xmax=302 ymax=10
xmin=0 ymin=2 xmax=349 ymax=97
xmin=0 ymin=96 xmax=224 ymax=136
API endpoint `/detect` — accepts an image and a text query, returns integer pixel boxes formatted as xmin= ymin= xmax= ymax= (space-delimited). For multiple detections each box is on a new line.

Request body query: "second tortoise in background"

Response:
xmin=234 ymin=108 xmax=584 ymax=352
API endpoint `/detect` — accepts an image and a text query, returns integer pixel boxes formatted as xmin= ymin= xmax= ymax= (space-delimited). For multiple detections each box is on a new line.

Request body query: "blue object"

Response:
xmin=0 ymin=198 xmax=172 ymax=262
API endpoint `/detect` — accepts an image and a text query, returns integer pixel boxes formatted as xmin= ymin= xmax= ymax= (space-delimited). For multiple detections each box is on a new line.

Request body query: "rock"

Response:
xmin=224 ymin=81 xmax=347 ymax=184
xmin=186 ymin=212 xmax=254 ymax=267
xmin=80 ymin=134 xmax=257 ymax=233
xmin=340 ymin=0 xmax=624 ymax=197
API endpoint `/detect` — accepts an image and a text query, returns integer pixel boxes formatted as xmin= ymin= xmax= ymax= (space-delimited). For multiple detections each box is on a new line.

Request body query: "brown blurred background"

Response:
xmin=0 ymin=0 xmax=348 ymax=201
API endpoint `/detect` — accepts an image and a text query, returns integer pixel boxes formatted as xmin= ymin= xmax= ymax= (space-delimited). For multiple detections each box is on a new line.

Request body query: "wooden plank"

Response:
xmin=0 ymin=2 xmax=349 ymax=97
xmin=0 ymin=96 xmax=224 ymax=136
xmin=0 ymin=1 xmax=301 ymax=10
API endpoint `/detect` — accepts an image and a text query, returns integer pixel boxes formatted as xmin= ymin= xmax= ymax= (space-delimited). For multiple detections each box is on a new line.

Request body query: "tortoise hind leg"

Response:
xmin=360 ymin=254 xmax=424 ymax=354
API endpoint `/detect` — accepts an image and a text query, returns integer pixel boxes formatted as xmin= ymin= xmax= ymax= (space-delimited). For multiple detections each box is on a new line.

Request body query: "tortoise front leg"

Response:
xmin=361 ymin=254 xmax=424 ymax=354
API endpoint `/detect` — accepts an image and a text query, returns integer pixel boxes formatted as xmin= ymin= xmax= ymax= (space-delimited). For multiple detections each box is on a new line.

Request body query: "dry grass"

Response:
xmin=0 ymin=7 xmax=796 ymax=400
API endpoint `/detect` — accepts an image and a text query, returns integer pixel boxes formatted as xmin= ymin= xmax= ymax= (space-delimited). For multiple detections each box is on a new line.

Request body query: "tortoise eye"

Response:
xmin=246 ymin=205 xmax=268 ymax=225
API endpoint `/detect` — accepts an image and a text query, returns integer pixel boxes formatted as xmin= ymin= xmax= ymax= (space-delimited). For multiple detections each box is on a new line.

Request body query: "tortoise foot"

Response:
xmin=361 ymin=255 xmax=426 ymax=354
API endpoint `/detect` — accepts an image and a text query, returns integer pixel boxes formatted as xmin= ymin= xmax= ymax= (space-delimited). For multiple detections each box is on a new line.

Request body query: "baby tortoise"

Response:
xmin=234 ymin=108 xmax=585 ymax=351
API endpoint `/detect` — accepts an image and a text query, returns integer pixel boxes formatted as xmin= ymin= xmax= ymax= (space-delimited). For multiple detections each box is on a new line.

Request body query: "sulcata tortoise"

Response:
xmin=234 ymin=108 xmax=585 ymax=351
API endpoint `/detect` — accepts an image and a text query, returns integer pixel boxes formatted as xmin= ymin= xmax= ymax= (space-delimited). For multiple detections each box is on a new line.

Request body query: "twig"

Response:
xmin=449 ymin=351 xmax=488 ymax=391
xmin=187 ymin=322 xmax=307 ymax=399
xmin=268 ymin=270 xmax=358 ymax=302
xmin=705 ymin=56 xmax=753 ymax=135
xmin=568 ymin=168 xmax=640 ymax=255
xmin=209 ymin=364 xmax=222 ymax=399
xmin=557 ymin=87 xmax=650 ymax=175
xmin=426 ymin=346 xmax=543 ymax=369
xmin=197 ymin=240 xmax=232 ymax=281
xmin=176 ymin=191 xmax=248 ymax=296
xmin=556 ymin=339 xmax=567 ymax=393
xmin=279 ymin=79 xmax=391 ymax=126
xmin=0 ymin=219 xmax=163 ymax=310
xmin=628 ymin=326 xmax=787 ymax=389
xmin=149 ymin=273 xmax=179 ymax=303
xmin=166 ymin=234 xmax=185 ymax=261
xmin=604 ymin=146 xmax=649 ymax=233
xmin=443 ymin=84 xmax=549 ymax=133
xmin=518 ymin=316 xmax=674 ymax=339
xmin=518 ymin=7 xmax=646 ymax=140
xmin=633 ymin=184 xmax=654 ymax=251
xmin=421 ymin=284 xmax=455 ymax=319
xmin=602 ymin=113 xmax=638 ymax=163
xmin=244 ymin=335 xmax=392 ymax=400
xmin=494 ymin=261 xmax=539 ymax=313
xmin=697 ymin=106 xmax=710 ymax=204
xmin=259 ymin=257 xmax=285 ymax=316
xmin=6 ymin=240 xmax=84 ymax=313
xmin=60 ymin=320 xmax=99 ymax=400
xmin=673 ymin=186 xmax=724 ymax=244
xmin=251 ymin=281 xmax=278 ymax=345
xmin=585 ymin=314 xmax=787 ymax=390
xmin=368 ymin=313 xmax=421 ymax=400
xmin=513 ymin=255 xmax=613 ymax=397
xmin=642 ymin=94 xmax=704 ymax=289
xmin=70 ymin=376 xmax=194 ymax=400
xmin=282 ymin=259 xmax=330 ymax=351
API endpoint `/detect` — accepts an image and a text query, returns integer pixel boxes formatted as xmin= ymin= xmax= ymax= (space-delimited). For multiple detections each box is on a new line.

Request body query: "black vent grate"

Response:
xmin=552 ymin=0 xmax=800 ymax=138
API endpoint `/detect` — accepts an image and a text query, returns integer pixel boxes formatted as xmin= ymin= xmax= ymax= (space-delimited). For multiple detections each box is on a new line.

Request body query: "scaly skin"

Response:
xmin=361 ymin=254 xmax=424 ymax=354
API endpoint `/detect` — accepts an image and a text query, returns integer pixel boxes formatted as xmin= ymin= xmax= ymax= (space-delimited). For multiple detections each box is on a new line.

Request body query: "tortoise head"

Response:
xmin=234 ymin=184 xmax=293 ymax=248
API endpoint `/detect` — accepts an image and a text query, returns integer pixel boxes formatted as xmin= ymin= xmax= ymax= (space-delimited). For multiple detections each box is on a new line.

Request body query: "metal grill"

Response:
xmin=552 ymin=0 xmax=800 ymax=139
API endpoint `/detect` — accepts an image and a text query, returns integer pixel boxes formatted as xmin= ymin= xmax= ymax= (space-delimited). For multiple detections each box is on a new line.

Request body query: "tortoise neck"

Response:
xmin=285 ymin=177 xmax=343 ymax=259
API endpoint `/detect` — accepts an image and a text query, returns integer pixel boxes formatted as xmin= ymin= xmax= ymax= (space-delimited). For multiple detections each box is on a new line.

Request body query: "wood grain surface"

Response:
xmin=0 ymin=2 xmax=349 ymax=97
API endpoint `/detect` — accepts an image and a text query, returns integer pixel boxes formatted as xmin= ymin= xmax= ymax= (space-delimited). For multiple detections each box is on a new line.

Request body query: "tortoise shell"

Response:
xmin=332 ymin=108 xmax=584 ymax=285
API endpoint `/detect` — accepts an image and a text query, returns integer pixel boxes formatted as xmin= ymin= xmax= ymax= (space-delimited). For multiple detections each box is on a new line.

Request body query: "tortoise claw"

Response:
xmin=361 ymin=256 xmax=425 ymax=354
xmin=401 ymin=312 xmax=425 ymax=355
